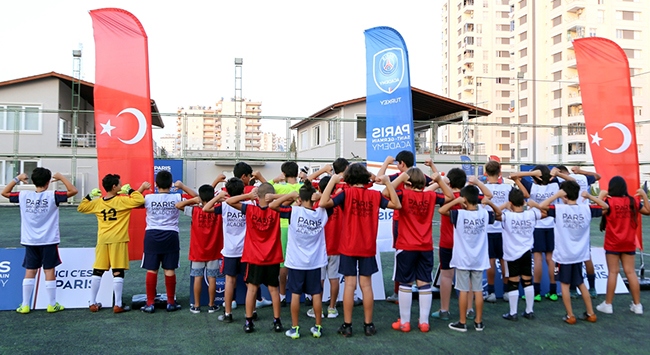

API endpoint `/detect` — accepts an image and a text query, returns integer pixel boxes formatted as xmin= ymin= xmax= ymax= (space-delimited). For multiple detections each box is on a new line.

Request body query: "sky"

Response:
xmin=1 ymin=0 xmax=442 ymax=139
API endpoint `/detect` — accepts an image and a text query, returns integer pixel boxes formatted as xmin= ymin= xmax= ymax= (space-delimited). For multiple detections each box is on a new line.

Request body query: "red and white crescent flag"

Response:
xmin=91 ymin=8 xmax=154 ymax=259
xmin=574 ymin=37 xmax=642 ymax=250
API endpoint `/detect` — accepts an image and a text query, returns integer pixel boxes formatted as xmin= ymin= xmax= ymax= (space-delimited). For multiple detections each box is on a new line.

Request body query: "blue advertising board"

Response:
xmin=154 ymin=159 xmax=183 ymax=193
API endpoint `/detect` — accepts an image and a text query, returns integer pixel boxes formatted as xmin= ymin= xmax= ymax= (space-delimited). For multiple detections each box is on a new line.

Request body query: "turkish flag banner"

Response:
xmin=91 ymin=8 xmax=154 ymax=259
xmin=574 ymin=37 xmax=642 ymax=249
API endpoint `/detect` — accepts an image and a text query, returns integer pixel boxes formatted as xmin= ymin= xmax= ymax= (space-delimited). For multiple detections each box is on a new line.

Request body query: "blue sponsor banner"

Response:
xmin=0 ymin=248 xmax=26 ymax=311
xmin=364 ymin=27 xmax=415 ymax=163
xmin=154 ymin=159 xmax=183 ymax=193
xmin=460 ymin=155 xmax=473 ymax=176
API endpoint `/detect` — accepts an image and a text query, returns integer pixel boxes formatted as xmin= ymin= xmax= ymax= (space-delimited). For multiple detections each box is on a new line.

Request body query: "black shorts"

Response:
xmin=605 ymin=250 xmax=636 ymax=256
xmin=392 ymin=220 xmax=399 ymax=247
xmin=222 ymin=257 xmax=247 ymax=277
xmin=287 ymin=268 xmax=322 ymax=296
xmin=144 ymin=230 xmax=180 ymax=254
xmin=557 ymin=262 xmax=584 ymax=288
xmin=245 ymin=263 xmax=280 ymax=287
xmin=339 ymin=255 xmax=378 ymax=277
xmin=532 ymin=228 xmax=554 ymax=253
xmin=439 ymin=247 xmax=453 ymax=270
xmin=23 ymin=244 xmax=61 ymax=270
xmin=507 ymin=251 xmax=532 ymax=278
xmin=395 ymin=250 xmax=434 ymax=284
xmin=488 ymin=233 xmax=504 ymax=259
xmin=141 ymin=251 xmax=180 ymax=270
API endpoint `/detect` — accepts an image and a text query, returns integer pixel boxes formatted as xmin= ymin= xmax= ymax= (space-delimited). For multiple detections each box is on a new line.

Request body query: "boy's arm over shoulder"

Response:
xmin=1 ymin=173 xmax=27 ymax=199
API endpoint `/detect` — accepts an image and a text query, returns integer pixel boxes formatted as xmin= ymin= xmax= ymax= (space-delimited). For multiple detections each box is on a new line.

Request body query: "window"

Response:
xmin=520 ymin=81 xmax=527 ymax=91
xmin=500 ymin=91 xmax=511 ymax=98
xmin=552 ymin=34 xmax=562 ymax=45
xmin=497 ymin=24 xmax=510 ymax=31
xmin=633 ymin=87 xmax=642 ymax=96
xmin=356 ymin=115 xmax=366 ymax=139
xmin=553 ymin=52 xmax=562 ymax=63
xmin=299 ymin=130 xmax=309 ymax=150
xmin=501 ymin=131 xmax=510 ymax=138
xmin=519 ymin=98 xmax=528 ymax=107
xmin=520 ymin=148 xmax=528 ymax=158
xmin=519 ymin=48 xmax=527 ymax=58
xmin=553 ymin=145 xmax=562 ymax=155
xmin=500 ymin=117 xmax=510 ymax=124
xmin=495 ymin=77 xmax=510 ymax=84
xmin=519 ymin=132 xmax=528 ymax=141
xmin=520 ymin=64 xmax=528 ymax=73
xmin=312 ymin=125 xmax=321 ymax=146
xmin=499 ymin=64 xmax=510 ymax=71
xmin=624 ymin=49 xmax=641 ymax=59
xmin=552 ymin=16 xmax=562 ymax=27
xmin=617 ymin=11 xmax=638 ymax=21
xmin=496 ymin=50 xmax=510 ymax=58
xmin=589 ymin=28 xmax=597 ymax=37
xmin=568 ymin=123 xmax=586 ymax=135
xmin=617 ymin=30 xmax=638 ymax=40
xmin=327 ymin=119 xmax=337 ymax=142
xmin=634 ymin=106 xmax=642 ymax=116
xmin=520 ymin=31 xmax=527 ymax=41
xmin=552 ymin=0 xmax=561 ymax=9
xmin=553 ymin=71 xmax=562 ymax=81
xmin=519 ymin=0 xmax=527 ymax=8
xmin=568 ymin=142 xmax=586 ymax=155
xmin=553 ymin=126 xmax=563 ymax=136
xmin=553 ymin=108 xmax=562 ymax=118
xmin=483 ymin=64 xmax=489 ymax=73
xmin=1 ymin=160 xmax=39 ymax=185
xmin=519 ymin=115 xmax=528 ymax=123
xmin=497 ymin=144 xmax=510 ymax=151
xmin=597 ymin=10 xmax=605 ymax=23
xmin=0 ymin=105 xmax=41 ymax=131
xmin=553 ymin=90 xmax=562 ymax=100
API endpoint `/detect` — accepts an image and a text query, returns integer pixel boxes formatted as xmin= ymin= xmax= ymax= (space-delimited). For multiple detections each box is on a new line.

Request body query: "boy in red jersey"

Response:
xmin=226 ymin=183 xmax=289 ymax=333
xmin=319 ymin=163 xmax=402 ymax=337
xmin=389 ymin=168 xmax=452 ymax=333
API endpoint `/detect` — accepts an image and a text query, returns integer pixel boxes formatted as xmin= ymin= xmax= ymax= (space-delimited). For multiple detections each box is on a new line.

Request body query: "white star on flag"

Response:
xmin=590 ymin=132 xmax=602 ymax=146
xmin=100 ymin=119 xmax=116 ymax=137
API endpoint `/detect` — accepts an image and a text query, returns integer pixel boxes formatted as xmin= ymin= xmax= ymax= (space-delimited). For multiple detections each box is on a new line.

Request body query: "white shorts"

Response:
xmin=321 ymin=255 xmax=340 ymax=280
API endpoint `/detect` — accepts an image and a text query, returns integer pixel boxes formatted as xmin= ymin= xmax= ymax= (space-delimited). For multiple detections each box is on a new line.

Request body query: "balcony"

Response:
xmin=462 ymin=0 xmax=474 ymax=14
xmin=58 ymin=133 xmax=96 ymax=148
xmin=566 ymin=92 xmax=582 ymax=106
xmin=566 ymin=0 xmax=586 ymax=14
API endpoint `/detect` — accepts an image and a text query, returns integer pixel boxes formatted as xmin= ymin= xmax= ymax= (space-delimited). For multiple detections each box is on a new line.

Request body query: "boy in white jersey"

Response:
xmin=2 ymin=168 xmax=78 ymax=314
xmin=533 ymin=180 xmax=607 ymax=324
xmin=273 ymin=182 xmax=330 ymax=339
xmin=141 ymin=171 xmax=195 ymax=313
xmin=499 ymin=189 xmax=542 ymax=321
xmin=483 ymin=160 xmax=512 ymax=303
xmin=440 ymin=185 xmax=501 ymax=332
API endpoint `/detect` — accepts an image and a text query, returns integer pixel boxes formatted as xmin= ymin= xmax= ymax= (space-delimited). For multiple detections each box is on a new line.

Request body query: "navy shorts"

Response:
xmin=395 ymin=250 xmax=434 ymax=284
xmin=507 ymin=251 xmax=532 ymax=278
xmin=488 ymin=233 xmax=504 ymax=259
xmin=287 ymin=268 xmax=322 ymax=296
xmin=439 ymin=247 xmax=453 ymax=270
xmin=142 ymin=251 xmax=180 ymax=270
xmin=339 ymin=255 xmax=378 ymax=277
xmin=532 ymin=228 xmax=554 ymax=253
xmin=222 ymin=257 xmax=247 ymax=277
xmin=23 ymin=244 xmax=61 ymax=270
xmin=605 ymin=250 xmax=636 ymax=256
xmin=557 ymin=262 xmax=584 ymax=288
xmin=245 ymin=263 xmax=280 ymax=287
xmin=144 ymin=230 xmax=180 ymax=253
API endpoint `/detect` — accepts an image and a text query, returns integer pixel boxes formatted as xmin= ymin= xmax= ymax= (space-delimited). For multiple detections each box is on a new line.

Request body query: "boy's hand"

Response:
xmin=330 ymin=174 xmax=341 ymax=185
xmin=384 ymin=155 xmax=395 ymax=164
xmin=174 ymin=180 xmax=184 ymax=188
xmin=311 ymin=191 xmax=321 ymax=202
xmin=571 ymin=166 xmax=580 ymax=174
xmin=431 ymin=172 xmax=441 ymax=182
xmin=249 ymin=187 xmax=258 ymax=200
xmin=557 ymin=189 xmax=567 ymax=198
xmin=636 ymin=188 xmax=648 ymax=198
xmin=51 ymin=172 xmax=64 ymax=182
xmin=550 ymin=167 xmax=559 ymax=177
xmin=119 ymin=184 xmax=132 ymax=194
xmin=16 ymin=173 xmax=28 ymax=183
xmin=581 ymin=190 xmax=590 ymax=199
xmin=252 ymin=171 xmax=262 ymax=179
xmin=265 ymin=194 xmax=274 ymax=203
xmin=424 ymin=158 xmax=433 ymax=167
xmin=289 ymin=191 xmax=299 ymax=200
xmin=467 ymin=176 xmax=478 ymax=185
xmin=89 ymin=188 xmax=102 ymax=199
xmin=138 ymin=182 xmax=151 ymax=192
xmin=217 ymin=173 xmax=227 ymax=181
xmin=274 ymin=173 xmax=286 ymax=183
xmin=481 ymin=198 xmax=491 ymax=205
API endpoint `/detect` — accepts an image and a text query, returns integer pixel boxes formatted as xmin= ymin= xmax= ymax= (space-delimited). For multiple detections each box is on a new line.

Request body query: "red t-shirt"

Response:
xmin=603 ymin=196 xmax=641 ymax=252
xmin=314 ymin=189 xmax=344 ymax=256
xmin=240 ymin=204 xmax=288 ymax=265
xmin=332 ymin=187 xmax=389 ymax=257
xmin=395 ymin=189 xmax=444 ymax=251
xmin=389 ymin=172 xmax=434 ymax=222
xmin=188 ymin=206 xmax=223 ymax=261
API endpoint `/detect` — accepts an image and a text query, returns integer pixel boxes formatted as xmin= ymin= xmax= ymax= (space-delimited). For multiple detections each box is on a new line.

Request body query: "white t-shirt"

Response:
xmin=529 ymin=183 xmax=559 ymax=228
xmin=501 ymin=208 xmax=540 ymax=261
xmin=485 ymin=183 xmax=512 ymax=233
xmin=145 ymin=193 xmax=181 ymax=231
xmin=284 ymin=206 xmax=328 ymax=270
xmin=557 ymin=174 xmax=590 ymax=205
xmin=450 ymin=208 xmax=493 ymax=270
xmin=552 ymin=204 xmax=592 ymax=264
xmin=221 ymin=201 xmax=249 ymax=258
xmin=16 ymin=190 xmax=67 ymax=245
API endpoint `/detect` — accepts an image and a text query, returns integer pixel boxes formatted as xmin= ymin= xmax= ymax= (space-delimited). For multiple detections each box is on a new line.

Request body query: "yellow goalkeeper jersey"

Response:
xmin=77 ymin=191 xmax=145 ymax=244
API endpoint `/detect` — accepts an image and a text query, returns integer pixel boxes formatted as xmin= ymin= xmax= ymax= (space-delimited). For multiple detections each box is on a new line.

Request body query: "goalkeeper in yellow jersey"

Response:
xmin=77 ymin=174 xmax=150 ymax=313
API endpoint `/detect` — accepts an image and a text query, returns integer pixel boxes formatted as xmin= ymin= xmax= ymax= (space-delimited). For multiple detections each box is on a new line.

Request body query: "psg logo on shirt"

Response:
xmin=373 ymin=48 xmax=405 ymax=94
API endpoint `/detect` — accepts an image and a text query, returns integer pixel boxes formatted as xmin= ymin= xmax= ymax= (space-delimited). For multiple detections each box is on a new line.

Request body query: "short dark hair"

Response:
xmin=31 ymin=167 xmax=51 ymax=187
xmin=561 ymin=180 xmax=580 ymax=201
xmin=460 ymin=185 xmax=479 ymax=205
xmin=332 ymin=158 xmax=349 ymax=174
xmin=395 ymin=150 xmax=415 ymax=168
xmin=509 ymin=188 xmax=525 ymax=207
xmin=225 ymin=177 xmax=245 ymax=197
xmin=447 ymin=168 xmax=467 ymax=189
xmin=299 ymin=180 xmax=317 ymax=202
xmin=343 ymin=163 xmax=371 ymax=186
xmin=102 ymin=174 xmax=120 ymax=193
xmin=198 ymin=184 xmax=215 ymax=203
xmin=318 ymin=175 xmax=331 ymax=193
xmin=233 ymin=162 xmax=253 ymax=179
xmin=532 ymin=165 xmax=551 ymax=185
xmin=257 ymin=182 xmax=275 ymax=199
xmin=485 ymin=161 xmax=501 ymax=177
xmin=155 ymin=170 xmax=173 ymax=189
xmin=556 ymin=165 xmax=569 ymax=174
xmin=281 ymin=162 xmax=299 ymax=178
xmin=405 ymin=167 xmax=426 ymax=190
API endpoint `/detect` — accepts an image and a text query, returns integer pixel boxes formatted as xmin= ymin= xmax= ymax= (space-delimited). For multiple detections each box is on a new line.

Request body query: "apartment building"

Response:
xmin=261 ymin=132 xmax=286 ymax=152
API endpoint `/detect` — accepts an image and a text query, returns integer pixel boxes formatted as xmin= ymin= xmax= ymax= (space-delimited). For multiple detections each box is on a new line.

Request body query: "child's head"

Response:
xmin=343 ymin=163 xmax=371 ymax=186
xmin=102 ymin=174 xmax=121 ymax=193
xmin=155 ymin=170 xmax=173 ymax=189
xmin=198 ymin=184 xmax=215 ymax=204
xmin=31 ymin=167 xmax=51 ymax=188
xmin=485 ymin=160 xmax=501 ymax=177
xmin=318 ymin=175 xmax=331 ymax=192
xmin=447 ymin=168 xmax=467 ymax=189
xmin=257 ymin=182 xmax=275 ymax=201
xmin=299 ymin=180 xmax=317 ymax=204
xmin=508 ymin=188 xmax=525 ymax=207
xmin=281 ymin=162 xmax=299 ymax=178
xmin=460 ymin=185 xmax=479 ymax=206
xmin=333 ymin=158 xmax=349 ymax=174
xmin=560 ymin=180 xmax=580 ymax=201
xmin=233 ymin=162 xmax=253 ymax=184
xmin=532 ymin=165 xmax=551 ymax=185
xmin=395 ymin=150 xmax=415 ymax=169
xmin=608 ymin=176 xmax=628 ymax=197
xmin=556 ymin=165 xmax=569 ymax=174
xmin=225 ymin=177 xmax=245 ymax=197
xmin=405 ymin=167 xmax=426 ymax=190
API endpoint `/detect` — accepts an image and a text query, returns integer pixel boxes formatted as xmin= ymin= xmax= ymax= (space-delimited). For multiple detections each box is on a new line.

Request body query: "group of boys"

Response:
xmin=3 ymin=153 xmax=614 ymax=335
